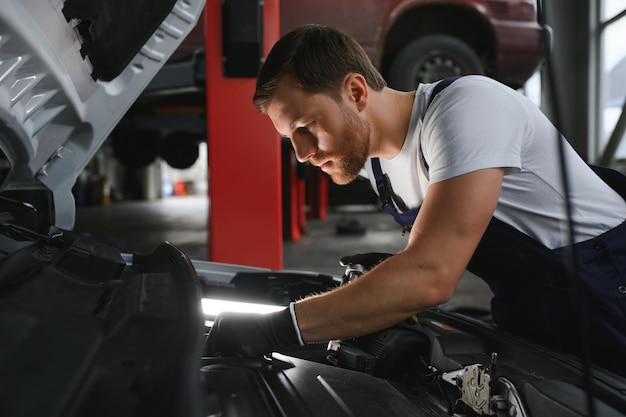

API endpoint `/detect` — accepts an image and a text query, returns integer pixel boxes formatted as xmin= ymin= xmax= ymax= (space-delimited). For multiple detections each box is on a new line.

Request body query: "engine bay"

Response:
xmin=1 ymin=206 xmax=626 ymax=417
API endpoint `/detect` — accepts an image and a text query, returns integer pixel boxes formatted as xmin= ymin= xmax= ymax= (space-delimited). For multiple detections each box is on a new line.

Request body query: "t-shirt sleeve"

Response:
xmin=421 ymin=77 xmax=528 ymax=183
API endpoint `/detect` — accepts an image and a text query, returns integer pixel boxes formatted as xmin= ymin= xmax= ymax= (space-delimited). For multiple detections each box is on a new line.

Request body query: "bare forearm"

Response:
xmin=293 ymin=251 xmax=455 ymax=342
xmin=293 ymin=170 xmax=503 ymax=343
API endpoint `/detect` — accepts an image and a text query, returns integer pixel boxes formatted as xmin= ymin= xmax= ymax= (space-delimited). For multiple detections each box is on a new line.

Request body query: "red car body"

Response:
xmin=279 ymin=0 xmax=547 ymax=89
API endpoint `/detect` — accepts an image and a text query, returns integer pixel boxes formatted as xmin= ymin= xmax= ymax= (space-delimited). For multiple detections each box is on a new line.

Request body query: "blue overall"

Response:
xmin=372 ymin=78 xmax=626 ymax=373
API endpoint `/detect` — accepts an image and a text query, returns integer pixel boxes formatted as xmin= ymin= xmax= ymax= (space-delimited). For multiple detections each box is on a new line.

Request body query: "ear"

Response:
xmin=343 ymin=73 xmax=368 ymax=112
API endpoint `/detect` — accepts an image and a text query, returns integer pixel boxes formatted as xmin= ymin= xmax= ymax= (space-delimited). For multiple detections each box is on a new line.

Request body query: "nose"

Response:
xmin=290 ymin=132 xmax=316 ymax=163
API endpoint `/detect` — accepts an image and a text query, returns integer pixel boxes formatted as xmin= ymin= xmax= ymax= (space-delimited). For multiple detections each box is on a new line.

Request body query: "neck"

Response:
xmin=368 ymin=87 xmax=416 ymax=159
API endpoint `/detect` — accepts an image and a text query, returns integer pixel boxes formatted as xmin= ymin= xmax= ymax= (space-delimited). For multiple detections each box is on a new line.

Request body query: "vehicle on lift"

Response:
xmin=112 ymin=0 xmax=548 ymax=171
xmin=281 ymin=0 xmax=548 ymax=90
xmin=2 ymin=1 xmax=624 ymax=417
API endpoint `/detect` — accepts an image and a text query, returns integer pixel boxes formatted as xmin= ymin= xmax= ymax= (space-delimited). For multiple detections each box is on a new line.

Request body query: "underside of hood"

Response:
xmin=0 ymin=0 xmax=205 ymax=229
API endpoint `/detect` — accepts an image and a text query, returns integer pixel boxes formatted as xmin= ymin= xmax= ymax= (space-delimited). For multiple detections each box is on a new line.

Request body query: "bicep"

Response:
xmin=405 ymin=168 xmax=504 ymax=284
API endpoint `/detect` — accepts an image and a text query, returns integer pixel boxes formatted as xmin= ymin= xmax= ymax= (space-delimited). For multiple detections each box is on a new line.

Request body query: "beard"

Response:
xmin=315 ymin=107 xmax=370 ymax=185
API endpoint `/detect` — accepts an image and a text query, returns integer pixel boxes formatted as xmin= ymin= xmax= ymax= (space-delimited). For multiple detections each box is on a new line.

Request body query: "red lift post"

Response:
xmin=205 ymin=0 xmax=282 ymax=269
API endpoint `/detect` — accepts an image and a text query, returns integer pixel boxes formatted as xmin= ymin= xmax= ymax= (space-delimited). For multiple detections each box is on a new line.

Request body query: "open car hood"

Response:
xmin=0 ymin=0 xmax=205 ymax=229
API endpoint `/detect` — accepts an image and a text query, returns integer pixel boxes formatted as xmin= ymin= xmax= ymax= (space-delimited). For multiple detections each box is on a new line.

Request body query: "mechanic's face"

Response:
xmin=266 ymin=77 xmax=370 ymax=185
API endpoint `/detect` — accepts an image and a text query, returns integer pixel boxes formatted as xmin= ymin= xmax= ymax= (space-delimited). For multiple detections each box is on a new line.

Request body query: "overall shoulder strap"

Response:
xmin=431 ymin=75 xmax=461 ymax=97
xmin=419 ymin=75 xmax=461 ymax=171
xmin=371 ymin=76 xmax=461 ymax=226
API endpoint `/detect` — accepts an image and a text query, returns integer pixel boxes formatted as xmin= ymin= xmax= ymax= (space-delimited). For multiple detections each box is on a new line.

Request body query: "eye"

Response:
xmin=299 ymin=122 xmax=314 ymax=132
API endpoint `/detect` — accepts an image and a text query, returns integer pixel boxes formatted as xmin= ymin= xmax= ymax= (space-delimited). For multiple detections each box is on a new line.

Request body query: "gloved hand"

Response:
xmin=204 ymin=303 xmax=304 ymax=358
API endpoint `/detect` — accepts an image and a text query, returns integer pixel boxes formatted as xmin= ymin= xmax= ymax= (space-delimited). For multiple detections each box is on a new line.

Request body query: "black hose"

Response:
xmin=537 ymin=1 xmax=596 ymax=416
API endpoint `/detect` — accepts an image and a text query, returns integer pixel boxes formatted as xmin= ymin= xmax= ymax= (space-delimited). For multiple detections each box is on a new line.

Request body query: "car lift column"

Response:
xmin=205 ymin=0 xmax=282 ymax=268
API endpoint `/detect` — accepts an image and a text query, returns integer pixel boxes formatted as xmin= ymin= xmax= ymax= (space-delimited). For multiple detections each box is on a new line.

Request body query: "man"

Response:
xmin=206 ymin=25 xmax=626 ymax=373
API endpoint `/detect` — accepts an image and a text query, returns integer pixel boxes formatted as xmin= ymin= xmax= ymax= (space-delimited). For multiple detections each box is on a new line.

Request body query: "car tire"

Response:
xmin=387 ymin=34 xmax=484 ymax=91
xmin=159 ymin=132 xmax=200 ymax=169
xmin=111 ymin=129 xmax=159 ymax=169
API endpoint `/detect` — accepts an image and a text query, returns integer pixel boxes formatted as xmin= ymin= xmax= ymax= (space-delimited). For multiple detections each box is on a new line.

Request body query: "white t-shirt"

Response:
xmin=365 ymin=75 xmax=626 ymax=249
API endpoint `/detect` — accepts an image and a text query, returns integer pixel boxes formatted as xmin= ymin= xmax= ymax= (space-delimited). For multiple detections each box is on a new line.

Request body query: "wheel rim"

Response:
xmin=410 ymin=52 xmax=466 ymax=84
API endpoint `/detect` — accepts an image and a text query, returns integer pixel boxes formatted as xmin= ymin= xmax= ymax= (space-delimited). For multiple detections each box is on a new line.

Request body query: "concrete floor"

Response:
xmin=73 ymin=195 xmax=493 ymax=311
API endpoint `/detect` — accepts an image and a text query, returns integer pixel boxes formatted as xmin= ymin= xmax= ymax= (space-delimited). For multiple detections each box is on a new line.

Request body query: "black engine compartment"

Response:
xmin=1 ymin=195 xmax=626 ymax=417
xmin=0 ymin=200 xmax=204 ymax=417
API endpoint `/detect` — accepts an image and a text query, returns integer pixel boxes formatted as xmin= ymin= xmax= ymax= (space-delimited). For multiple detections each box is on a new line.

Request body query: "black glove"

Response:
xmin=204 ymin=305 xmax=303 ymax=358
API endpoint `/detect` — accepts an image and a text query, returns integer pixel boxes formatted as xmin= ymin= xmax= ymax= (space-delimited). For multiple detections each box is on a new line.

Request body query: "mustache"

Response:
xmin=309 ymin=150 xmax=332 ymax=166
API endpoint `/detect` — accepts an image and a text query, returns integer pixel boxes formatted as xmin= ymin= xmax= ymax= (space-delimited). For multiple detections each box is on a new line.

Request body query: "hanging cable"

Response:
xmin=536 ymin=1 xmax=596 ymax=416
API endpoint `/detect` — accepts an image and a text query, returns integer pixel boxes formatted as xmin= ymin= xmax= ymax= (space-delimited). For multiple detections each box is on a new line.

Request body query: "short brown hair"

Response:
xmin=252 ymin=24 xmax=386 ymax=113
